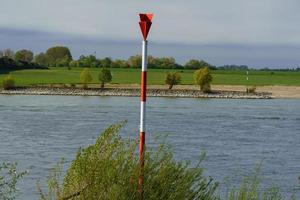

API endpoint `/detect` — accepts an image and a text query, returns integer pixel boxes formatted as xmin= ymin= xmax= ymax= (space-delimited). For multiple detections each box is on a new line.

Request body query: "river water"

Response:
xmin=0 ymin=95 xmax=299 ymax=199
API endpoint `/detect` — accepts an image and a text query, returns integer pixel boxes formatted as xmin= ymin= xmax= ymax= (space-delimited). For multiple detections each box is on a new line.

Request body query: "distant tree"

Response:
xmin=149 ymin=57 xmax=179 ymax=69
xmin=165 ymin=72 xmax=181 ymax=89
xmin=127 ymin=55 xmax=142 ymax=68
xmin=45 ymin=46 xmax=72 ymax=67
xmin=0 ymin=50 xmax=3 ymax=58
xmin=194 ymin=67 xmax=213 ymax=93
xmin=78 ymin=55 xmax=99 ymax=67
xmin=111 ymin=59 xmax=129 ymax=68
xmin=98 ymin=68 xmax=112 ymax=88
xmin=80 ymin=68 xmax=93 ymax=89
xmin=69 ymin=60 xmax=79 ymax=68
xmin=185 ymin=59 xmax=212 ymax=69
xmin=100 ymin=57 xmax=112 ymax=68
xmin=218 ymin=65 xmax=249 ymax=70
xmin=15 ymin=49 xmax=33 ymax=62
xmin=34 ymin=53 xmax=48 ymax=66
xmin=56 ymin=56 xmax=71 ymax=67
xmin=2 ymin=75 xmax=15 ymax=90
xmin=2 ymin=49 xmax=15 ymax=59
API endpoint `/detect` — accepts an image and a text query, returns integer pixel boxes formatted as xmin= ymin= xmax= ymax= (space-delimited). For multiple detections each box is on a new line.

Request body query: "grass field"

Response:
xmin=0 ymin=67 xmax=300 ymax=86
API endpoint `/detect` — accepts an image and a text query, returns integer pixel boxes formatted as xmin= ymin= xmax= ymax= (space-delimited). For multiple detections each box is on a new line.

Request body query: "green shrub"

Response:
xmin=98 ymin=68 xmax=112 ymax=88
xmin=2 ymin=75 xmax=15 ymax=90
xmin=38 ymin=123 xmax=298 ymax=200
xmin=247 ymin=86 xmax=256 ymax=94
xmin=165 ymin=72 xmax=181 ymax=89
xmin=0 ymin=162 xmax=27 ymax=200
xmin=194 ymin=67 xmax=213 ymax=93
xmin=70 ymin=83 xmax=76 ymax=88
xmin=225 ymin=166 xmax=296 ymax=200
xmin=80 ymin=68 xmax=93 ymax=89
xmin=39 ymin=123 xmax=219 ymax=200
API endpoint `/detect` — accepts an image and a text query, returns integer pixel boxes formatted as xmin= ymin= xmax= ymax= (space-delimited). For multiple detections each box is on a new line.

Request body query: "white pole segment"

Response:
xmin=140 ymin=101 xmax=146 ymax=132
xmin=142 ymin=41 xmax=148 ymax=72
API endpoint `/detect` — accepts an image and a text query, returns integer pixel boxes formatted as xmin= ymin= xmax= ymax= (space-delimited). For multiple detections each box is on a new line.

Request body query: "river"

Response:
xmin=0 ymin=95 xmax=299 ymax=199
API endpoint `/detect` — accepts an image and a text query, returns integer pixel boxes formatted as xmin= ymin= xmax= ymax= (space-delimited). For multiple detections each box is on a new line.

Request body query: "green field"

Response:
xmin=1 ymin=67 xmax=300 ymax=86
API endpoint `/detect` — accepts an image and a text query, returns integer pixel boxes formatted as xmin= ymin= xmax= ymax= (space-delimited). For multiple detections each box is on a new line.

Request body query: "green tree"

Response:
xmin=56 ymin=56 xmax=71 ymax=67
xmin=78 ymin=55 xmax=99 ymax=68
xmin=98 ymin=68 xmax=112 ymax=88
xmin=150 ymin=57 xmax=180 ymax=69
xmin=2 ymin=75 xmax=15 ymax=90
xmin=80 ymin=68 xmax=93 ymax=89
xmin=2 ymin=49 xmax=15 ymax=59
xmin=69 ymin=60 xmax=79 ymax=68
xmin=45 ymin=46 xmax=72 ymax=67
xmin=165 ymin=72 xmax=181 ymax=89
xmin=111 ymin=59 xmax=129 ymax=68
xmin=185 ymin=59 xmax=212 ymax=69
xmin=34 ymin=53 xmax=48 ymax=66
xmin=15 ymin=49 xmax=34 ymax=62
xmin=194 ymin=67 xmax=213 ymax=93
xmin=100 ymin=57 xmax=112 ymax=68
xmin=127 ymin=55 xmax=142 ymax=68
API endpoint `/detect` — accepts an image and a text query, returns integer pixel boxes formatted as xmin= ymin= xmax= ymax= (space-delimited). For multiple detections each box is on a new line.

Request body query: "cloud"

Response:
xmin=1 ymin=27 xmax=300 ymax=68
xmin=1 ymin=0 xmax=300 ymax=68
xmin=1 ymin=0 xmax=300 ymax=45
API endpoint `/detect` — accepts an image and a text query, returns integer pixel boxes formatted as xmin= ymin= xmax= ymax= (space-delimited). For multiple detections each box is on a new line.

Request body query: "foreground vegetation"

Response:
xmin=1 ymin=67 xmax=300 ymax=87
xmin=2 ymin=123 xmax=299 ymax=199
xmin=37 ymin=123 xmax=299 ymax=200
xmin=0 ymin=162 xmax=27 ymax=200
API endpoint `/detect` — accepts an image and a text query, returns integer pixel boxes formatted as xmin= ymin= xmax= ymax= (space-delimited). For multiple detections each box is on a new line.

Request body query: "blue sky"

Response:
xmin=1 ymin=0 xmax=300 ymax=68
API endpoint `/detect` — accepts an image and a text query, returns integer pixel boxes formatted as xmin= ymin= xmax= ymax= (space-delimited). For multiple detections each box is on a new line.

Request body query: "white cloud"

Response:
xmin=1 ymin=0 xmax=300 ymax=45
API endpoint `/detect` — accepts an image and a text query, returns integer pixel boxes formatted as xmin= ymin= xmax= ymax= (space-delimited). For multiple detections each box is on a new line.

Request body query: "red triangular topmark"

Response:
xmin=139 ymin=14 xmax=153 ymax=22
xmin=139 ymin=13 xmax=153 ymax=40
xmin=139 ymin=21 xmax=152 ymax=41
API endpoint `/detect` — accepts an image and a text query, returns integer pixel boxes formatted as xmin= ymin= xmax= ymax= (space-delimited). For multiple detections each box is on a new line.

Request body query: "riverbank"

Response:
xmin=0 ymin=86 xmax=272 ymax=99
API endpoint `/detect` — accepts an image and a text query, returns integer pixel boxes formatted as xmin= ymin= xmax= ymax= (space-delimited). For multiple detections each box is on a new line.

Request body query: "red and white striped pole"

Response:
xmin=139 ymin=39 xmax=147 ymax=168
xmin=138 ymin=13 xmax=153 ymax=198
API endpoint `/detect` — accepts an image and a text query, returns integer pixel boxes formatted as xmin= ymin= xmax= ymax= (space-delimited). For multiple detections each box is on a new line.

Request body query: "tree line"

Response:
xmin=0 ymin=46 xmax=216 ymax=70
xmin=2 ymin=46 xmax=300 ymax=71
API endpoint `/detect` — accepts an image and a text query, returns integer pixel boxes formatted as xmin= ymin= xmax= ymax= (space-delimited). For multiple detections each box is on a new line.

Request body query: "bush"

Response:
xmin=225 ymin=165 xmax=296 ymax=200
xmin=165 ymin=72 xmax=181 ymax=89
xmin=39 ymin=123 xmax=219 ymax=200
xmin=247 ymin=86 xmax=256 ymax=94
xmin=2 ymin=75 xmax=15 ymax=90
xmin=0 ymin=162 xmax=27 ymax=200
xmin=80 ymin=68 xmax=93 ymax=89
xmin=98 ymin=68 xmax=112 ymax=88
xmin=70 ymin=83 xmax=76 ymax=88
xmin=194 ymin=67 xmax=213 ymax=93
xmin=38 ymin=123 xmax=298 ymax=200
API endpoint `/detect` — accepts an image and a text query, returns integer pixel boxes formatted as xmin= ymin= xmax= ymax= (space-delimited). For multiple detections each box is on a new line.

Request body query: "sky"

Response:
xmin=1 ymin=0 xmax=300 ymax=68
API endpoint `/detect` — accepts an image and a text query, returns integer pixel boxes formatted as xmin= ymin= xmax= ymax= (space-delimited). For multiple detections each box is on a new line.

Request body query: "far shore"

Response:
xmin=0 ymin=84 xmax=299 ymax=99
xmin=0 ymin=84 xmax=277 ymax=99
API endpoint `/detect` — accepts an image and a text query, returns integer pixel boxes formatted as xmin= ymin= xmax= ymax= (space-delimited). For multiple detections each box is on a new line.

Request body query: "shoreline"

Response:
xmin=0 ymin=86 xmax=272 ymax=99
